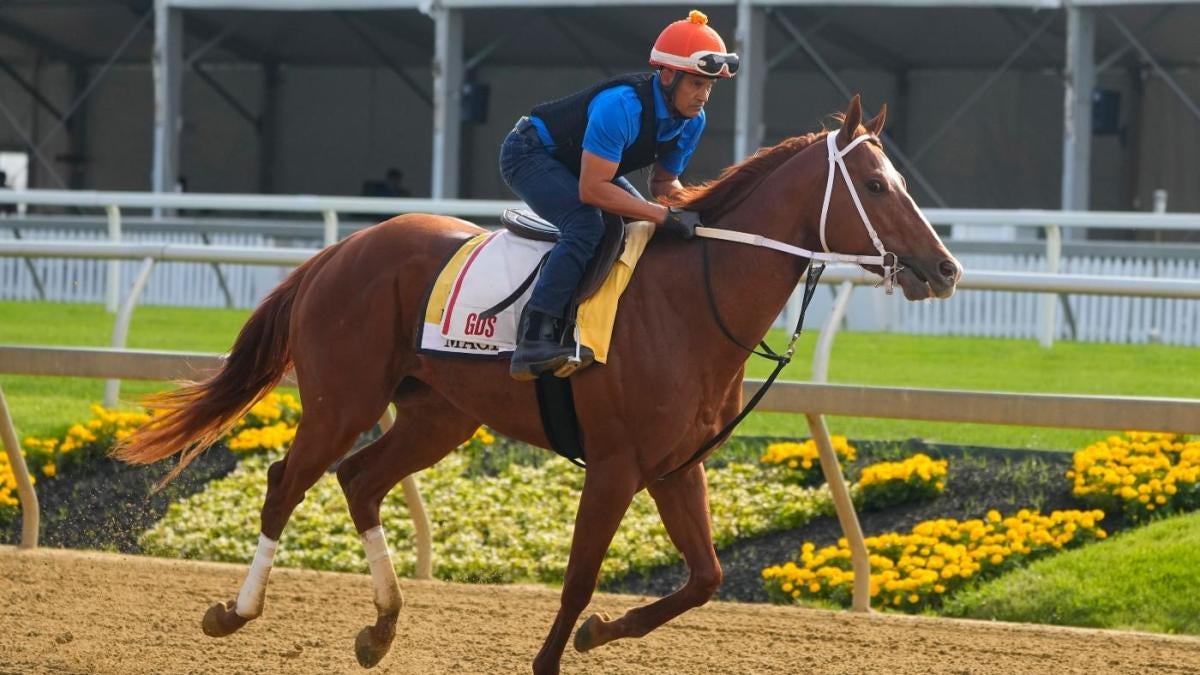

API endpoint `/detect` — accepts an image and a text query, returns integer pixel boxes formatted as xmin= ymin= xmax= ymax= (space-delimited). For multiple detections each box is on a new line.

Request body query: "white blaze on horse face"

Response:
xmin=877 ymin=150 xmax=941 ymax=244
xmin=235 ymin=533 xmax=278 ymax=619
xmin=362 ymin=526 xmax=404 ymax=614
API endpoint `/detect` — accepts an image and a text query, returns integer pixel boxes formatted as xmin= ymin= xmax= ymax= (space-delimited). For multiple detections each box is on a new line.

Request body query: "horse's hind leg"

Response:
xmin=573 ymin=463 xmax=722 ymax=652
xmin=202 ymin=397 xmax=390 ymax=638
xmin=336 ymin=384 xmax=479 ymax=668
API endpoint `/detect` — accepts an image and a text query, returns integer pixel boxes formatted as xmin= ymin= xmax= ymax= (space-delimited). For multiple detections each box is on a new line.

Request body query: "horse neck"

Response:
xmin=700 ymin=148 xmax=827 ymax=355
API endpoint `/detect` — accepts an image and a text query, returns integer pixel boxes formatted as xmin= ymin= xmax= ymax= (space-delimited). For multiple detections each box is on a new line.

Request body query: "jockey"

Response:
xmin=500 ymin=9 xmax=738 ymax=381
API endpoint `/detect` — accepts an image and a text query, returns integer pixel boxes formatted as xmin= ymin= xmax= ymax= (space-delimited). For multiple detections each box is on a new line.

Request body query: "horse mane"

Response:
xmin=662 ymin=114 xmax=858 ymax=219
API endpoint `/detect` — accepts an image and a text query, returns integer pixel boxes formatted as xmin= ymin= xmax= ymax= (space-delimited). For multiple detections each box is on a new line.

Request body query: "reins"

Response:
xmin=658 ymin=131 xmax=895 ymax=481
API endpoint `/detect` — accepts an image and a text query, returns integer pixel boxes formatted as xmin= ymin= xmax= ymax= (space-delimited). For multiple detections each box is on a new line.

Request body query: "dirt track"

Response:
xmin=2 ymin=547 xmax=1199 ymax=674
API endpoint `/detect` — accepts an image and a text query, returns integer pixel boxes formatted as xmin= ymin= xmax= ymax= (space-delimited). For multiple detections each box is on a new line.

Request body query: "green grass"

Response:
xmin=1 ymin=299 xmax=1196 ymax=448
xmin=940 ymin=511 xmax=1200 ymax=635
xmin=0 ymin=301 xmax=252 ymax=440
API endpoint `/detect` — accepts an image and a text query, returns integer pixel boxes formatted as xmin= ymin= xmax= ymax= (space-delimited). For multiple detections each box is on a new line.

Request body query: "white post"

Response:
xmin=0 ymin=384 xmax=38 ymax=548
xmin=378 ymin=406 xmax=433 ymax=579
xmin=322 ymin=209 xmax=339 ymax=247
xmin=733 ymin=0 xmax=766 ymax=162
xmin=806 ymin=413 xmax=871 ymax=612
xmin=151 ymin=0 xmax=183 ymax=208
xmin=1038 ymin=224 xmax=1062 ymax=348
xmin=431 ymin=7 xmax=463 ymax=199
xmin=105 ymin=205 xmax=121 ymax=313
xmin=104 ymin=257 xmax=157 ymax=407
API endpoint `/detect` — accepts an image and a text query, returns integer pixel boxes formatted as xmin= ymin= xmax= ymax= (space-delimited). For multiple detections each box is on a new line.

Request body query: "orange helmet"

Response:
xmin=649 ymin=10 xmax=739 ymax=79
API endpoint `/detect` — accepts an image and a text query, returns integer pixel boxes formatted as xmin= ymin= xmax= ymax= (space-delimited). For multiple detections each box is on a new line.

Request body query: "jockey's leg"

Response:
xmin=499 ymin=125 xmax=604 ymax=379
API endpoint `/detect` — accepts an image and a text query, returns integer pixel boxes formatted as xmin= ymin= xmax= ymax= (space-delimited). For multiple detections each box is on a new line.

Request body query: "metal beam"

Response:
xmin=911 ymin=12 xmax=1055 ymax=164
xmin=778 ymin=8 xmax=913 ymax=73
xmin=771 ymin=10 xmax=947 ymax=208
xmin=152 ymin=0 xmax=183 ymax=195
xmin=336 ymin=12 xmax=433 ymax=107
xmin=544 ymin=11 xmax=611 ymax=77
xmin=258 ymin=61 xmax=280 ymax=193
xmin=0 ymin=60 xmax=65 ymax=121
xmin=1061 ymin=5 xmax=1095 ymax=211
xmin=734 ymin=0 xmax=766 ymax=161
xmin=183 ymin=19 xmax=243 ymax=67
xmin=36 ymin=10 xmax=152 ymax=152
xmin=0 ymin=86 xmax=67 ymax=187
xmin=767 ymin=15 xmax=829 ymax=71
xmin=1095 ymin=6 xmax=1171 ymax=74
xmin=192 ymin=62 xmax=260 ymax=130
xmin=1107 ymin=13 xmax=1200 ymax=125
xmin=0 ymin=16 xmax=88 ymax=64
xmin=430 ymin=6 xmax=463 ymax=199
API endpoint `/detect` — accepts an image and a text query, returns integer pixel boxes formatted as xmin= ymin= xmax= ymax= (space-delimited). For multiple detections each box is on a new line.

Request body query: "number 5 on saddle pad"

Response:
xmin=419 ymin=219 xmax=655 ymax=366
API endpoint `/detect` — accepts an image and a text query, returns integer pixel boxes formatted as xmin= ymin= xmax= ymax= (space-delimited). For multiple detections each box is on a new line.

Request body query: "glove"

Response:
xmin=659 ymin=207 xmax=701 ymax=239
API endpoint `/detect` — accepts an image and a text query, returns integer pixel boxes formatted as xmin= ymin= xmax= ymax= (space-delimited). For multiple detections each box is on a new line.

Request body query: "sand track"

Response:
xmin=2 ymin=547 xmax=1198 ymax=674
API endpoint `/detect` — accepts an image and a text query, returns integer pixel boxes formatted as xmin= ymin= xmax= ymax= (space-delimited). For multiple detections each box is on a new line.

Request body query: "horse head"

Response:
xmin=819 ymin=95 xmax=961 ymax=300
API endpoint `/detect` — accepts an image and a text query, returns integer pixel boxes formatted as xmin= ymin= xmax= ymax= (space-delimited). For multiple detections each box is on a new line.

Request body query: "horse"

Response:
xmin=116 ymin=95 xmax=961 ymax=673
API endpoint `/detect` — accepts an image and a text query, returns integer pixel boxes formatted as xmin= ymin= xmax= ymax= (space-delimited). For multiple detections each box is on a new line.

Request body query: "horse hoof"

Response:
xmin=572 ymin=613 xmax=610 ymax=653
xmin=354 ymin=623 xmax=395 ymax=669
xmin=201 ymin=600 xmax=250 ymax=638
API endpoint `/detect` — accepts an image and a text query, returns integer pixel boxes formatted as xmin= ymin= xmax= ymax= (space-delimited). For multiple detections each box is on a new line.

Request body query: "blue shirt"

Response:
xmin=530 ymin=73 xmax=705 ymax=177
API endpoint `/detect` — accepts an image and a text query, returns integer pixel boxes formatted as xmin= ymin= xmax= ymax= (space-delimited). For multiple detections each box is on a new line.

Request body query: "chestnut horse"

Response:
xmin=117 ymin=96 xmax=960 ymax=673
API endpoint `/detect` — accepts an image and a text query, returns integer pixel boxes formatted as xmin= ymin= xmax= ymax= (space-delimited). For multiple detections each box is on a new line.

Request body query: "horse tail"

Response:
xmin=113 ymin=246 xmax=336 ymax=485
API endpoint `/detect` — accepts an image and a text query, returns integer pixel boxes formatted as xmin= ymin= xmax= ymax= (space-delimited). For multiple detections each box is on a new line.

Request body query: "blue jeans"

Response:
xmin=499 ymin=119 xmax=641 ymax=319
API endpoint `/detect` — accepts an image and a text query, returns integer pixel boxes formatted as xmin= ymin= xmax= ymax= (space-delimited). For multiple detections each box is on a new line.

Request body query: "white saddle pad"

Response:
xmin=431 ymin=230 xmax=552 ymax=352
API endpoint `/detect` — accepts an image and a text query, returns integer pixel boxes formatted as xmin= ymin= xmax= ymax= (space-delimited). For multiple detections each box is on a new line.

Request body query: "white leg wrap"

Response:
xmin=362 ymin=526 xmax=403 ymax=613
xmin=235 ymin=534 xmax=278 ymax=619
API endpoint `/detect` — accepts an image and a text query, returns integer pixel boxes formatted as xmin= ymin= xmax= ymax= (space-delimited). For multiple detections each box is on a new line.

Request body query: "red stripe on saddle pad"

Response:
xmin=442 ymin=231 xmax=500 ymax=335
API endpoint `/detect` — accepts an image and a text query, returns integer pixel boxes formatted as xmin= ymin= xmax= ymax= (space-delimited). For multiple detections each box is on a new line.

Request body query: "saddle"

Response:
xmin=500 ymin=208 xmax=627 ymax=305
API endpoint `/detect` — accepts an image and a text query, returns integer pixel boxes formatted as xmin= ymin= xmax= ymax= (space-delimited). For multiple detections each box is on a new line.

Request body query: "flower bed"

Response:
xmin=141 ymin=445 xmax=834 ymax=584
xmin=759 ymin=436 xmax=857 ymax=485
xmin=856 ymin=453 xmax=947 ymax=511
xmin=761 ymin=508 xmax=1106 ymax=612
xmin=1068 ymin=432 xmax=1199 ymax=523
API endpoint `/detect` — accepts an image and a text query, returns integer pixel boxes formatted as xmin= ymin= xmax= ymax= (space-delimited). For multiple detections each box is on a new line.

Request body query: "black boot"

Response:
xmin=509 ymin=308 xmax=593 ymax=381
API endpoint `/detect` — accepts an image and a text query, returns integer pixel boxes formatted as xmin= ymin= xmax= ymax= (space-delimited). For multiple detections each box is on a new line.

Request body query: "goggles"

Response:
xmin=651 ymin=48 xmax=740 ymax=77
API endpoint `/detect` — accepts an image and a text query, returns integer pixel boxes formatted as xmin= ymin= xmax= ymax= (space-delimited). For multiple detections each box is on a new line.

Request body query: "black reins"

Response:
xmin=660 ymin=239 xmax=825 ymax=480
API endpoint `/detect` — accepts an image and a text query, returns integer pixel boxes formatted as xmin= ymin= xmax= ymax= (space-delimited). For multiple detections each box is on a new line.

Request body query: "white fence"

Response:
xmin=2 ymin=190 xmax=1199 ymax=345
xmin=894 ymin=252 xmax=1200 ymax=344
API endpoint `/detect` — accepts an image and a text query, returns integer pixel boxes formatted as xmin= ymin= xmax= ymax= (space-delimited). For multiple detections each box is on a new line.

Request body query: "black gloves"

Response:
xmin=659 ymin=207 xmax=701 ymax=239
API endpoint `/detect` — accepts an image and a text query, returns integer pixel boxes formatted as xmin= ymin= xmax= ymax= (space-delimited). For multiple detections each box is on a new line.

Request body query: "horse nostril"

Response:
xmin=938 ymin=259 xmax=961 ymax=283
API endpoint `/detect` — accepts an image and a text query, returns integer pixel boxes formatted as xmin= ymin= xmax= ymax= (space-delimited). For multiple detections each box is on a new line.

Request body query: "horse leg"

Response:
xmin=573 ymin=463 xmax=721 ymax=652
xmin=202 ymin=407 xmax=382 ymax=638
xmin=336 ymin=387 xmax=479 ymax=668
xmin=533 ymin=459 xmax=640 ymax=675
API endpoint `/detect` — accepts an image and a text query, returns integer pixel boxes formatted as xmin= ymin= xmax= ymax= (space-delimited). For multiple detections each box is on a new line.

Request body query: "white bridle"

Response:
xmin=694 ymin=130 xmax=900 ymax=294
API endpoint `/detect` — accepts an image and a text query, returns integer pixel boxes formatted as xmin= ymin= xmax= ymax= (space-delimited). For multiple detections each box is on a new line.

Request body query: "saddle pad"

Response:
xmin=420 ymin=222 xmax=655 ymax=362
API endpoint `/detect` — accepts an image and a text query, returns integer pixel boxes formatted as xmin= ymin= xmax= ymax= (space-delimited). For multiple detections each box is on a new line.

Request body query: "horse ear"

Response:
xmin=838 ymin=95 xmax=863 ymax=146
xmin=865 ymin=103 xmax=887 ymax=136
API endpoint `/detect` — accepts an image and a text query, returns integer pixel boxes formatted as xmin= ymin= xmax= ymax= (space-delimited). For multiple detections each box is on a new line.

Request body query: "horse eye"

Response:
xmin=867 ymin=179 xmax=885 ymax=194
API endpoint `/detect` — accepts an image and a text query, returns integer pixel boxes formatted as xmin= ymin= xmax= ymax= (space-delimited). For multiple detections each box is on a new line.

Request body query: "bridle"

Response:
xmin=661 ymin=129 xmax=905 ymax=480
xmin=694 ymin=130 xmax=902 ymax=294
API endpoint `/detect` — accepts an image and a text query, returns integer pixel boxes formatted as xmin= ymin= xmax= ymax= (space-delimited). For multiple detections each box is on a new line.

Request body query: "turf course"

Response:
xmin=941 ymin=511 xmax=1200 ymax=635
xmin=1 ymin=300 xmax=1195 ymax=448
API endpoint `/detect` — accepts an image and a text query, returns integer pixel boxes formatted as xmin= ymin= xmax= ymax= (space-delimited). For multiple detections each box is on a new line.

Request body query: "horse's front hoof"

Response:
xmin=354 ymin=613 xmax=398 ymax=669
xmin=572 ymin=613 xmax=611 ymax=653
xmin=201 ymin=600 xmax=250 ymax=637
